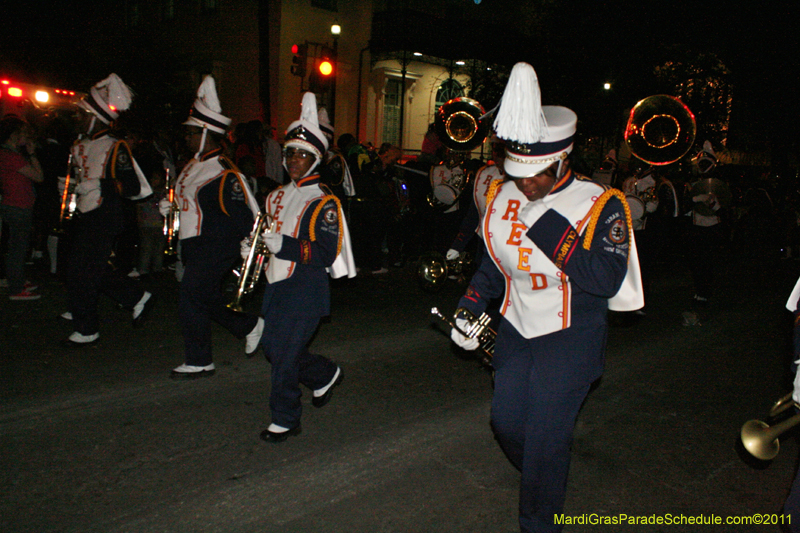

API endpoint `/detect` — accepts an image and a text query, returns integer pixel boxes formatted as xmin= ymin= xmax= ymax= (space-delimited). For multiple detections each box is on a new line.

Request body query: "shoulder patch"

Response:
xmin=609 ymin=219 xmax=626 ymax=243
xmin=323 ymin=206 xmax=338 ymax=225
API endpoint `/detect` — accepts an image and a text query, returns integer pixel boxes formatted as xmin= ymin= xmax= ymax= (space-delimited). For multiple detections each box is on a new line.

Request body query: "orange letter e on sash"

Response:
xmin=517 ymin=247 xmax=532 ymax=271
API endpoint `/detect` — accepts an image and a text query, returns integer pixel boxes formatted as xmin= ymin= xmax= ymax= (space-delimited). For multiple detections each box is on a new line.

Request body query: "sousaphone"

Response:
xmin=435 ymin=97 xmax=492 ymax=153
xmin=624 ymin=95 xmax=696 ymax=166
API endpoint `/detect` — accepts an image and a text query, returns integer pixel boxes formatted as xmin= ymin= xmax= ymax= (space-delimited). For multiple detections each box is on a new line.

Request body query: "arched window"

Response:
xmin=435 ymin=78 xmax=464 ymax=112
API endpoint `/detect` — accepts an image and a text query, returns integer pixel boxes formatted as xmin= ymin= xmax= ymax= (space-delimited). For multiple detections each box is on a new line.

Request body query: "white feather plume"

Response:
xmin=100 ymin=73 xmax=134 ymax=112
xmin=196 ymin=75 xmax=222 ymax=113
xmin=300 ymin=92 xmax=320 ymax=128
xmin=493 ymin=63 xmax=548 ymax=144
xmin=702 ymin=140 xmax=715 ymax=157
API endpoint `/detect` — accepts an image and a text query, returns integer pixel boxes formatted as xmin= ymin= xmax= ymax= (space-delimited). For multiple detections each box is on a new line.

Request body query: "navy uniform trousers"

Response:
xmin=491 ymin=317 xmax=605 ymax=533
xmin=179 ymin=239 xmax=258 ymax=366
xmin=67 ymin=203 xmax=146 ymax=336
xmin=260 ymin=305 xmax=338 ymax=428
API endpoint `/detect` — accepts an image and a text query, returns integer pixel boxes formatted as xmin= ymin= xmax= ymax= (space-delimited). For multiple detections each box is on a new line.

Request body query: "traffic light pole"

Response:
xmin=330 ymin=36 xmax=338 ymax=125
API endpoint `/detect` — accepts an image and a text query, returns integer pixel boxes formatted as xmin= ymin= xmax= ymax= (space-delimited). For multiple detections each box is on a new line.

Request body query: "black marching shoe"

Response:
xmin=260 ymin=423 xmax=302 ymax=443
xmin=312 ymin=366 xmax=343 ymax=408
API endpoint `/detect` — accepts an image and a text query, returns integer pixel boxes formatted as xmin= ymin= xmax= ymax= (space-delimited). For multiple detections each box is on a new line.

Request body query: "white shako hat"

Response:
xmin=183 ymin=75 xmax=231 ymax=134
xmin=284 ymin=92 xmax=329 ymax=159
xmin=77 ymin=73 xmax=134 ymax=125
xmin=493 ymin=62 xmax=577 ymax=178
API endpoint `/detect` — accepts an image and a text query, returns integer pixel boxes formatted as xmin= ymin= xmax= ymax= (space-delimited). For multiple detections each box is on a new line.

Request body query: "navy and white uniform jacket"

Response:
xmin=71 ymin=130 xmax=152 ymax=216
xmin=175 ymin=149 xmax=259 ymax=254
xmin=459 ymin=171 xmax=641 ymax=339
xmin=262 ymin=175 xmax=355 ymax=318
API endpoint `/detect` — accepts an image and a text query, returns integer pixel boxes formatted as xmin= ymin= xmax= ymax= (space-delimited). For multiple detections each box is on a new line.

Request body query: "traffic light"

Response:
xmin=291 ymin=44 xmax=307 ymax=77
xmin=309 ymin=54 xmax=335 ymax=93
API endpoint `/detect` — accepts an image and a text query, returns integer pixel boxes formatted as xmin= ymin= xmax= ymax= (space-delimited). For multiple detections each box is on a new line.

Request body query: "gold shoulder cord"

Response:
xmin=217 ymin=170 xmax=249 ymax=216
xmin=485 ymin=179 xmax=503 ymax=207
xmin=581 ymin=188 xmax=632 ymax=263
xmin=109 ymin=140 xmax=132 ymax=194
xmin=309 ymin=194 xmax=344 ymax=256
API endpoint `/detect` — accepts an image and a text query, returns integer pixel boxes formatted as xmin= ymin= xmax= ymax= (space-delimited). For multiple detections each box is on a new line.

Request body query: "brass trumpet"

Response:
xmin=431 ymin=306 xmax=496 ymax=367
xmin=740 ymin=393 xmax=800 ymax=460
xmin=228 ymin=212 xmax=273 ymax=313
xmin=162 ymin=170 xmax=180 ymax=257
xmin=57 ymin=152 xmax=79 ymax=229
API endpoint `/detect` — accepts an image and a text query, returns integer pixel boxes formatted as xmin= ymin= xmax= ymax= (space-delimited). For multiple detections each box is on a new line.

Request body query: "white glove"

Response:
xmin=264 ymin=232 xmax=283 ymax=254
xmin=793 ymin=361 xmax=800 ymax=405
xmin=519 ymin=199 xmax=549 ymax=228
xmin=57 ymin=176 xmax=67 ymax=195
xmin=445 ymin=248 xmax=460 ymax=261
xmin=240 ymin=237 xmax=252 ymax=260
xmin=451 ymin=318 xmax=480 ymax=351
xmin=158 ymin=198 xmax=172 ymax=217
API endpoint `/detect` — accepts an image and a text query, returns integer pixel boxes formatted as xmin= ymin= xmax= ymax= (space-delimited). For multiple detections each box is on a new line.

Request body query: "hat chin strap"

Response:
xmin=194 ymin=127 xmax=208 ymax=160
xmin=86 ymin=115 xmax=97 ymax=135
xmin=283 ymin=156 xmax=321 ymax=180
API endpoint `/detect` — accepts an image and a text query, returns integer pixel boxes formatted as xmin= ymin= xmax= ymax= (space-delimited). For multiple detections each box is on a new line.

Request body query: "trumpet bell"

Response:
xmin=624 ymin=95 xmax=696 ymax=166
xmin=740 ymin=419 xmax=781 ymax=461
xmin=740 ymin=393 xmax=800 ymax=461
xmin=435 ymin=97 xmax=491 ymax=153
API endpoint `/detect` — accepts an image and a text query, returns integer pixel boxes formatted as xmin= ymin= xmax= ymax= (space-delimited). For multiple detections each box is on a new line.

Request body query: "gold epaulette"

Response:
xmin=109 ymin=140 xmax=133 ymax=193
xmin=486 ymin=179 xmax=504 ymax=206
xmin=581 ymin=187 xmax=632 ymax=262
xmin=309 ymin=194 xmax=344 ymax=256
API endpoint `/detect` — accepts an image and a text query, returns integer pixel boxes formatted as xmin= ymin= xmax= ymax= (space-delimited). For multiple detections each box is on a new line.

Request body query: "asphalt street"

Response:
xmin=2 ymin=242 xmax=800 ymax=533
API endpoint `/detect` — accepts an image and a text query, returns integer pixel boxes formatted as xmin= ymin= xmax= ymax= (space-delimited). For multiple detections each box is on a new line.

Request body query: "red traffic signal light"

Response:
xmin=291 ymin=44 xmax=307 ymax=77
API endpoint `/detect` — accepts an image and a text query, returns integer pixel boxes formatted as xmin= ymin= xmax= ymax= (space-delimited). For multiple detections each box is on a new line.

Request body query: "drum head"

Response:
xmin=626 ymin=195 xmax=645 ymax=221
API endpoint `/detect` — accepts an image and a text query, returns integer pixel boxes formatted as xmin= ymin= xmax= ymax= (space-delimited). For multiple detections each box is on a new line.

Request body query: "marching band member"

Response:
xmin=430 ymin=150 xmax=469 ymax=253
xmin=686 ymin=140 xmax=725 ymax=309
xmin=164 ymin=75 xmax=262 ymax=379
xmin=783 ymin=275 xmax=800 ymax=530
xmin=252 ymin=92 xmax=356 ymax=443
xmin=63 ymin=74 xmax=154 ymax=345
xmin=450 ymin=63 xmax=643 ymax=533
xmin=446 ymin=135 xmax=505 ymax=266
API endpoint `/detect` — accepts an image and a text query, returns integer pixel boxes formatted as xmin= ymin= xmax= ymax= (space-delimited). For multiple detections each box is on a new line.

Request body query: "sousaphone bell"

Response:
xmin=435 ymin=97 xmax=492 ymax=153
xmin=624 ymin=95 xmax=696 ymax=166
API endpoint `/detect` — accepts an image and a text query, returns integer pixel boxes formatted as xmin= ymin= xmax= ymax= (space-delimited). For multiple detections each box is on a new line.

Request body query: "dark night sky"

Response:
xmin=2 ymin=0 xmax=798 ymax=155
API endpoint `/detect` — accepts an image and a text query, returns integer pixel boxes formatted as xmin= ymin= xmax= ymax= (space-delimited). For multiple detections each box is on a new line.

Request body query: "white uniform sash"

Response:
xmin=787 ymin=275 xmax=800 ymax=312
xmin=264 ymin=180 xmax=355 ymax=283
xmin=72 ymin=136 xmax=151 ymax=213
xmin=484 ymin=178 xmax=642 ymax=338
xmin=176 ymin=156 xmax=259 ymax=239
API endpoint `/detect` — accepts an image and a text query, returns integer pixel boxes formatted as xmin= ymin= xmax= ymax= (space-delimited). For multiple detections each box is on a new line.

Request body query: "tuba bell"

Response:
xmin=435 ymin=97 xmax=492 ymax=153
xmin=624 ymin=95 xmax=696 ymax=166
